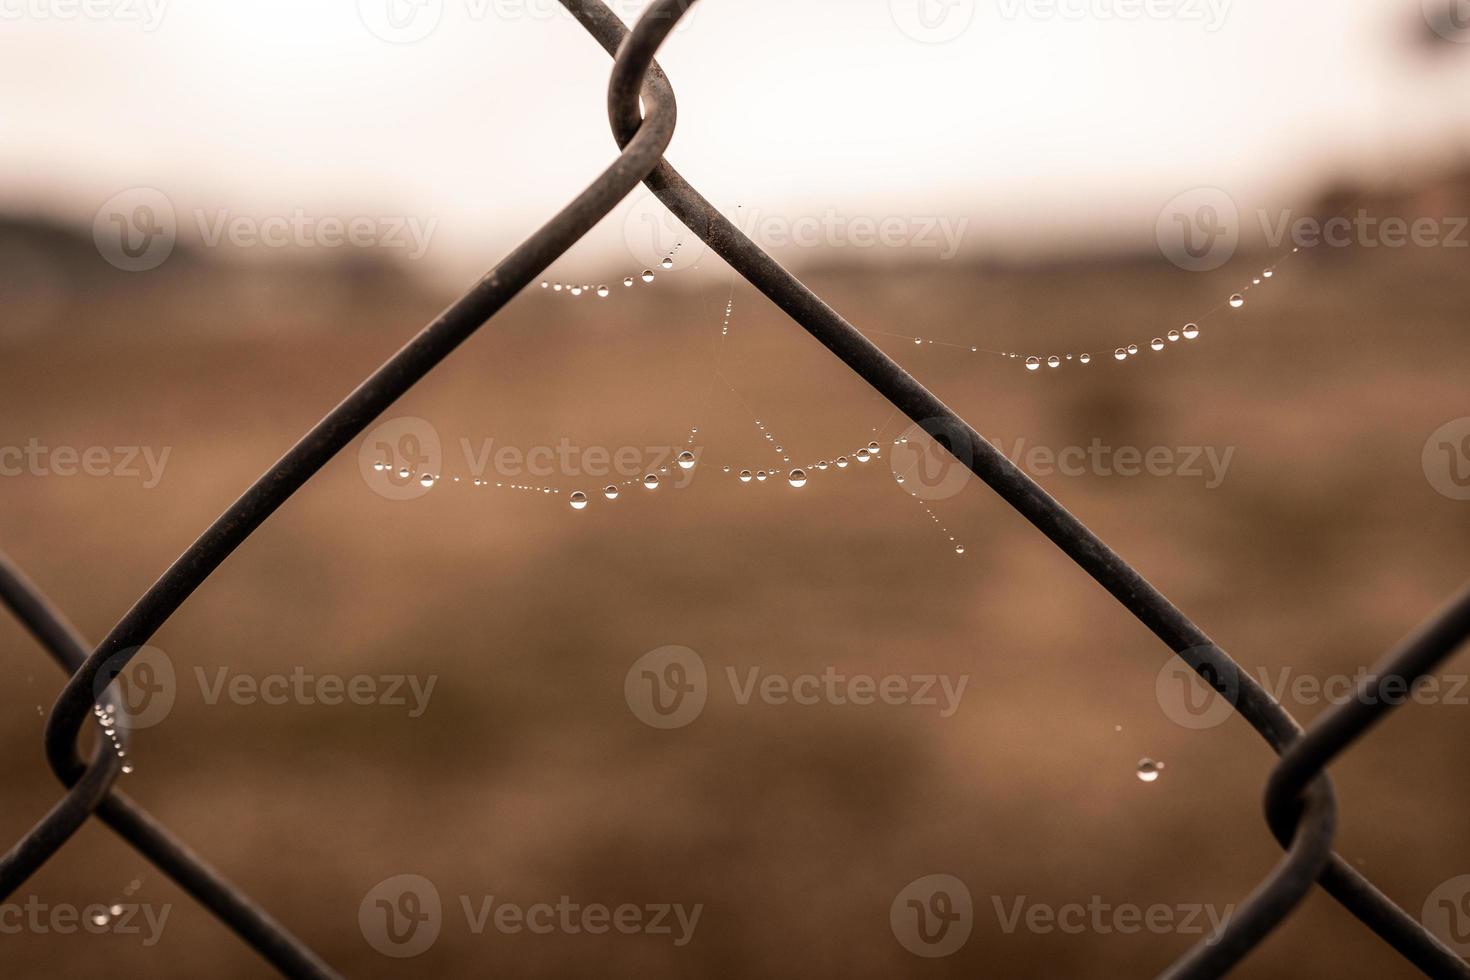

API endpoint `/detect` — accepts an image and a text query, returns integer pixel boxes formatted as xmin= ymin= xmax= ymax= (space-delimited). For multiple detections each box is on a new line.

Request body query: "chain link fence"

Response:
xmin=2 ymin=0 xmax=1469 ymax=976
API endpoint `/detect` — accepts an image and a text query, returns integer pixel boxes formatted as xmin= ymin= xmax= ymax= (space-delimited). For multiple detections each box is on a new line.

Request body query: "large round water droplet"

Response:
xmin=660 ymin=257 xmax=674 ymax=270
xmin=867 ymin=441 xmax=881 ymax=454
xmin=1025 ymin=356 xmax=1041 ymax=372
xmin=1079 ymin=353 xmax=1092 ymax=364
xmin=570 ymin=286 xmax=583 ymax=296
xmin=1136 ymin=758 xmax=1164 ymax=783
xmin=835 ymin=456 xmax=849 ymax=468
xmin=954 ymin=544 xmax=966 ymax=555
xmin=1183 ymin=323 xmax=1200 ymax=340
xmin=1114 ymin=348 xmax=1127 ymax=361
xmin=738 ymin=470 xmax=753 ymax=483
xmin=596 ymin=285 xmax=610 ymax=298
xmin=677 ymin=451 xmax=696 ymax=471
xmin=1127 ymin=344 xmax=1139 ymax=356
xmin=1167 ymin=329 xmax=1181 ymax=342
xmin=641 ymin=270 xmax=655 ymax=284
xmin=418 ymin=473 xmax=435 ymax=488
xmin=569 ymin=491 xmax=588 ymax=511
xmin=788 ymin=469 xmax=808 ymax=488
xmin=855 ymin=449 xmax=870 ymax=463
xmin=1045 ymin=355 xmax=1060 ymax=369
xmin=1150 ymin=338 xmax=1165 ymax=352
xmin=1229 ymin=293 xmax=1245 ymax=309
xmin=643 ymin=474 xmax=659 ymax=490
xmin=603 ymin=486 xmax=619 ymax=500
xmin=623 ymin=277 xmax=634 ymax=287
xmin=755 ymin=470 xmax=768 ymax=482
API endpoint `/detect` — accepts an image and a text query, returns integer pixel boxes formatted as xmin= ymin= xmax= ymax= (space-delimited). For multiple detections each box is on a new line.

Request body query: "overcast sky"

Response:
xmin=2 ymin=0 xmax=1467 ymax=273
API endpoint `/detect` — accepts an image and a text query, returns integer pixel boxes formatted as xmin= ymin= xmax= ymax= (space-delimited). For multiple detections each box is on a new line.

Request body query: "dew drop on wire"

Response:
xmin=1136 ymin=758 xmax=1164 ymax=783
xmin=677 ymin=451 xmax=697 ymax=471
xmin=643 ymin=474 xmax=659 ymax=490
xmin=1079 ymin=353 xmax=1091 ymax=364
xmin=1151 ymin=338 xmax=1165 ymax=352
xmin=1229 ymin=293 xmax=1245 ymax=309
xmin=739 ymin=470 xmax=753 ymax=483
xmin=1114 ymin=348 xmax=1127 ymax=361
xmin=1262 ymin=268 xmax=1273 ymax=279
xmin=954 ymin=545 xmax=966 ymax=555
xmin=623 ymin=277 xmax=634 ymax=287
xmin=756 ymin=470 xmax=768 ymax=482
xmin=1025 ymin=356 xmax=1041 ymax=372
xmin=1183 ymin=323 xmax=1200 ymax=340
xmin=835 ymin=456 xmax=849 ymax=468
xmin=603 ymin=486 xmax=619 ymax=500
xmin=569 ymin=491 xmax=588 ymax=511
xmin=868 ymin=441 xmax=881 ymax=455
xmin=570 ymin=286 xmax=583 ymax=296
xmin=418 ymin=473 xmax=435 ymax=488
xmin=641 ymin=270 xmax=655 ymax=283
xmin=855 ymin=449 xmax=870 ymax=463
xmin=660 ymin=257 xmax=674 ymax=270
xmin=788 ymin=469 xmax=808 ymax=488
xmin=596 ymin=285 xmax=609 ymax=298
xmin=1127 ymin=344 xmax=1139 ymax=356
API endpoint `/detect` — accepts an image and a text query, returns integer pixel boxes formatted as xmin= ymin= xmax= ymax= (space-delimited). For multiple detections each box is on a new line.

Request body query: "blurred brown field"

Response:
xmin=1 ymin=213 xmax=1468 ymax=978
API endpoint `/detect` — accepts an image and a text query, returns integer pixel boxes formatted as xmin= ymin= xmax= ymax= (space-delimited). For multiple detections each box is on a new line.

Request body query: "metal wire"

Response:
xmin=2 ymin=0 xmax=1468 ymax=976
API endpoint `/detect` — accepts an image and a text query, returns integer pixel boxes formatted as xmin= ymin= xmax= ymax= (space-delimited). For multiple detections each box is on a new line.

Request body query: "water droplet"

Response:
xmin=596 ymin=285 xmax=610 ymax=298
xmin=867 ymin=441 xmax=881 ymax=455
xmin=570 ymin=286 xmax=583 ymax=296
xmin=954 ymin=545 xmax=966 ymax=555
xmin=1183 ymin=323 xmax=1200 ymax=340
xmin=1167 ymin=329 xmax=1181 ymax=342
xmin=660 ymin=257 xmax=674 ymax=270
xmin=913 ymin=337 xmax=923 ymax=345
xmin=1136 ymin=758 xmax=1164 ymax=783
xmin=1025 ymin=356 xmax=1041 ymax=372
xmin=677 ymin=451 xmax=697 ymax=471
xmin=1262 ymin=268 xmax=1274 ymax=279
xmin=738 ymin=470 xmax=753 ymax=483
xmin=397 ymin=467 xmax=410 ymax=479
xmin=1150 ymin=338 xmax=1165 ymax=352
xmin=1079 ymin=353 xmax=1091 ymax=364
xmin=1047 ymin=355 xmax=1061 ymax=369
xmin=91 ymin=912 xmax=109 ymax=926
xmin=788 ymin=469 xmax=808 ymax=488
xmin=1229 ymin=293 xmax=1245 ymax=309
xmin=569 ymin=491 xmax=589 ymax=511
xmin=603 ymin=486 xmax=619 ymax=500
xmin=418 ymin=473 xmax=435 ymax=488
xmin=623 ymin=277 xmax=634 ymax=287
xmin=755 ymin=470 xmax=768 ymax=482
xmin=540 ymin=281 xmax=549 ymax=289
xmin=109 ymin=904 xmax=124 ymax=916
xmin=1127 ymin=344 xmax=1139 ymax=356
xmin=553 ymin=283 xmax=563 ymax=292
xmin=1114 ymin=348 xmax=1127 ymax=361
xmin=120 ymin=762 xmax=134 ymax=774
xmin=643 ymin=474 xmax=659 ymax=490
xmin=855 ymin=449 xmax=871 ymax=462
xmin=641 ymin=270 xmax=655 ymax=283
xmin=835 ymin=456 xmax=849 ymax=468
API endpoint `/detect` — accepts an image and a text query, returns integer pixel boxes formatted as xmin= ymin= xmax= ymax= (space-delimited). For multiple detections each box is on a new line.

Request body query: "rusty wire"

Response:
xmin=3 ymin=0 xmax=1468 ymax=976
